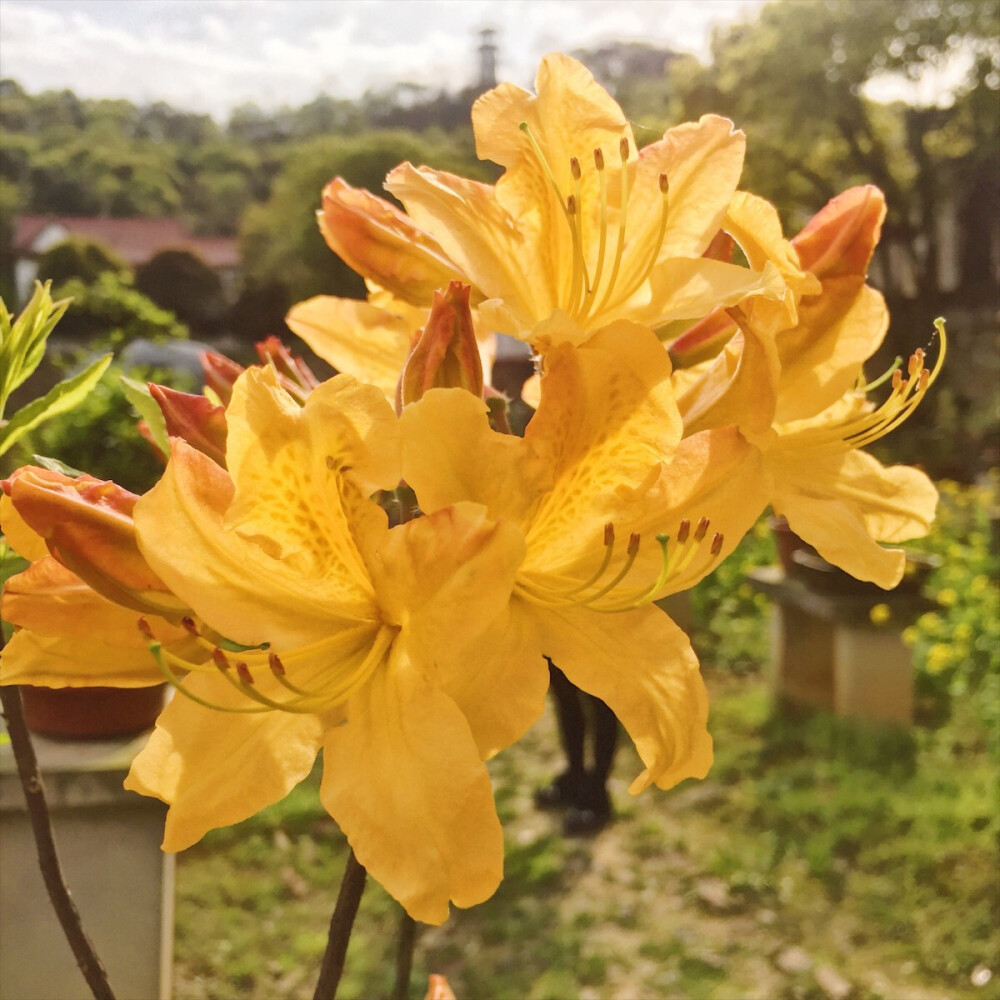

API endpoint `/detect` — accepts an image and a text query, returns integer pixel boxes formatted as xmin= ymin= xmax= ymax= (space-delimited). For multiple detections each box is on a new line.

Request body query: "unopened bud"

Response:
xmin=397 ymin=282 xmax=483 ymax=410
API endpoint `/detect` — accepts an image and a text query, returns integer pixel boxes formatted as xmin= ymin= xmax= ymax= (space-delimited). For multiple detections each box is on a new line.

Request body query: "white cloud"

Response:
xmin=0 ymin=0 xmax=766 ymax=117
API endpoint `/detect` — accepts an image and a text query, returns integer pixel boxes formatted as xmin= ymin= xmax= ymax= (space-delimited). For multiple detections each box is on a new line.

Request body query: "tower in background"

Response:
xmin=477 ymin=28 xmax=498 ymax=90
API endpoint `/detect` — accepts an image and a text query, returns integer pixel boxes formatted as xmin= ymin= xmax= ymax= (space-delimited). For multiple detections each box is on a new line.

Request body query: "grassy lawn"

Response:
xmin=173 ymin=671 xmax=999 ymax=1000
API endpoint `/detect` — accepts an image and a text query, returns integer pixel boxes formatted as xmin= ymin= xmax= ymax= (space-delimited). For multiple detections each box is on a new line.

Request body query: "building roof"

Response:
xmin=13 ymin=216 xmax=240 ymax=269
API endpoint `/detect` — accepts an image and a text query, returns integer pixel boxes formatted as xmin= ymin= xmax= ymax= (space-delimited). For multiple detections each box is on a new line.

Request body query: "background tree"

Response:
xmin=671 ymin=0 xmax=999 ymax=307
xmin=135 ymin=249 xmax=226 ymax=338
xmin=238 ymin=129 xmax=489 ymax=332
xmin=35 ymin=237 xmax=129 ymax=287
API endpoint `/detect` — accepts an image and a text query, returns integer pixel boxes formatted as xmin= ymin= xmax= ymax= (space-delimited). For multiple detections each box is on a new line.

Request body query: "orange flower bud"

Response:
xmin=201 ymin=350 xmax=245 ymax=406
xmin=424 ymin=974 xmax=457 ymax=1000
xmin=255 ymin=337 xmax=320 ymax=403
xmin=397 ymin=282 xmax=483 ymax=410
xmin=320 ymin=178 xmax=463 ymax=307
xmin=2 ymin=467 xmax=174 ymax=613
xmin=149 ymin=384 xmax=228 ymax=468
xmin=792 ymin=185 xmax=886 ymax=280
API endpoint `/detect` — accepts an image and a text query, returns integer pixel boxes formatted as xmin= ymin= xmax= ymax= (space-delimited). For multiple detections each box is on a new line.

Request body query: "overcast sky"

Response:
xmin=0 ymin=0 xmax=769 ymax=118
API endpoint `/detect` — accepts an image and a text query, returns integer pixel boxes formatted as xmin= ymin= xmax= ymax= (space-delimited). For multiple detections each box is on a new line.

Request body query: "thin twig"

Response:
xmin=391 ymin=910 xmax=417 ymax=1000
xmin=313 ymin=847 xmax=368 ymax=1000
xmin=0 ymin=684 xmax=117 ymax=1000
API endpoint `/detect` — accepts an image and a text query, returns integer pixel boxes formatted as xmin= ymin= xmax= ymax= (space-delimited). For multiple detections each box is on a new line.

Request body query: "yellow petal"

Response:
xmin=386 ymin=163 xmax=542 ymax=330
xmin=419 ymin=599 xmax=547 ymax=761
xmin=318 ymin=177 xmax=463 ymax=306
xmin=124 ymin=672 xmax=324 ymax=850
xmin=769 ymin=449 xmax=937 ymax=588
xmin=321 ymin=649 xmax=503 ymax=924
xmin=374 ymin=503 xmax=543 ymax=759
xmin=522 ymin=321 xmax=682 ymax=575
xmin=723 ymin=190 xmax=819 ymax=333
xmin=400 ymin=388 xmax=541 ymax=523
xmin=473 ymin=52 xmax=630 ymax=221
xmin=371 ymin=502 xmax=525 ymax=650
xmin=135 ymin=439 xmax=375 ymax=648
xmin=471 ymin=52 xmax=630 ymax=310
xmin=285 ymin=295 xmax=416 ymax=401
xmin=677 ymin=322 xmax=780 ymax=437
xmin=528 ymin=602 xmax=712 ymax=792
xmin=1 ymin=629 xmax=165 ymax=688
xmin=623 ymin=115 xmax=746 ymax=273
xmin=774 ymin=284 xmax=888 ymax=423
xmin=644 ymin=257 xmax=785 ymax=329
xmin=2 ymin=554 xmax=172 ymax=643
xmin=625 ymin=428 xmax=770 ymax=593
xmin=1 ymin=492 xmax=49 ymax=562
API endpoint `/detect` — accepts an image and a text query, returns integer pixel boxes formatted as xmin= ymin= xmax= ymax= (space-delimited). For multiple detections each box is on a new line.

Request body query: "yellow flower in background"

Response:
xmin=115 ymin=367 xmax=529 ymax=925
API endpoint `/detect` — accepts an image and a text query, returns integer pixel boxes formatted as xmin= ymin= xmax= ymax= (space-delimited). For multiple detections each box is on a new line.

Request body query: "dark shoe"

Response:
xmin=533 ymin=770 xmax=582 ymax=811
xmin=562 ymin=772 xmax=612 ymax=836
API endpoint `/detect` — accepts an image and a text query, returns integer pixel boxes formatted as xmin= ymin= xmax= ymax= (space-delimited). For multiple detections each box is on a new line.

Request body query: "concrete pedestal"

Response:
xmin=749 ymin=567 xmax=932 ymax=725
xmin=0 ymin=730 xmax=173 ymax=1000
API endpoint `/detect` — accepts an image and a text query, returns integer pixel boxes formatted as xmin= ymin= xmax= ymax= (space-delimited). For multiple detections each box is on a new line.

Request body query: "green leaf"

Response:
xmin=120 ymin=375 xmax=169 ymax=457
xmin=0 ymin=282 xmax=72 ymax=419
xmin=0 ymin=353 xmax=112 ymax=457
xmin=30 ymin=454 xmax=86 ymax=477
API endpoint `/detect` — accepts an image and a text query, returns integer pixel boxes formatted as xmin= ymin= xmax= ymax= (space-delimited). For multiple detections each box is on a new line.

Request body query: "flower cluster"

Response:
xmin=0 ymin=54 xmax=942 ymax=924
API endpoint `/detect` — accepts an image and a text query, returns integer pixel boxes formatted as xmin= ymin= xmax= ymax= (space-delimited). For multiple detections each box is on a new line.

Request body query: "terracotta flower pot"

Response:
xmin=19 ymin=685 xmax=167 ymax=740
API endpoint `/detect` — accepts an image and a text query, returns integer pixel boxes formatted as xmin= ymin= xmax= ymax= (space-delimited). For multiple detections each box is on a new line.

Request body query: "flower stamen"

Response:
xmin=778 ymin=319 xmax=946 ymax=457
xmin=139 ymin=617 xmax=393 ymax=715
xmin=517 ymin=517 xmax=724 ymax=612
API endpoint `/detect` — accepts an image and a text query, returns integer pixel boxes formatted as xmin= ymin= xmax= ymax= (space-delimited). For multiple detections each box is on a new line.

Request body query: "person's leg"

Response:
xmin=534 ymin=659 xmax=587 ymax=809
xmin=563 ymin=695 xmax=617 ymax=835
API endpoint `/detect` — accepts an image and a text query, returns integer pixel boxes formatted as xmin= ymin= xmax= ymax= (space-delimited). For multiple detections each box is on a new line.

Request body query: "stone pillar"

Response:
xmin=0 ymin=732 xmax=174 ymax=1000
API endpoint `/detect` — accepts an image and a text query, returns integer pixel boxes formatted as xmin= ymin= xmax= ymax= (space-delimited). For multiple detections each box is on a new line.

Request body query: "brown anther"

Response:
xmin=604 ymin=523 xmax=615 ymax=546
xmin=137 ymin=617 xmax=155 ymax=641
xmin=594 ymin=147 xmax=605 ymax=170
xmin=181 ymin=616 xmax=199 ymax=636
xmin=212 ymin=648 xmax=231 ymax=670
xmin=619 ymin=136 xmax=630 ymax=161
xmin=694 ymin=517 xmax=710 ymax=542
xmin=325 ymin=455 xmax=337 ymax=470
xmin=711 ymin=532 xmax=724 ymax=556
xmin=269 ymin=652 xmax=286 ymax=676
xmin=570 ymin=156 xmax=582 ymax=180
xmin=676 ymin=519 xmax=690 ymax=544
xmin=659 ymin=172 xmax=669 ymax=194
xmin=907 ymin=352 xmax=923 ymax=377
xmin=627 ymin=532 xmax=640 ymax=556
xmin=918 ymin=369 xmax=929 ymax=390
xmin=236 ymin=662 xmax=254 ymax=685
xmin=891 ymin=370 xmax=904 ymax=391
xmin=566 ymin=194 xmax=577 ymax=215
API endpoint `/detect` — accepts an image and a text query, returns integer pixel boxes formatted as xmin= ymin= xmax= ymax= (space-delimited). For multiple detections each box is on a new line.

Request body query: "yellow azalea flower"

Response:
xmin=120 ymin=366 xmax=527 ymax=925
xmin=314 ymin=54 xmax=781 ymax=354
xmin=400 ymin=322 xmax=767 ymax=796
xmin=673 ymin=186 xmax=942 ymax=588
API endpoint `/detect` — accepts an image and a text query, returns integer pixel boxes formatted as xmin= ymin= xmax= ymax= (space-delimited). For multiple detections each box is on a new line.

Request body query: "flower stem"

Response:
xmin=0 ymin=684 xmax=117 ymax=1000
xmin=391 ymin=910 xmax=417 ymax=1000
xmin=312 ymin=847 xmax=367 ymax=1000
